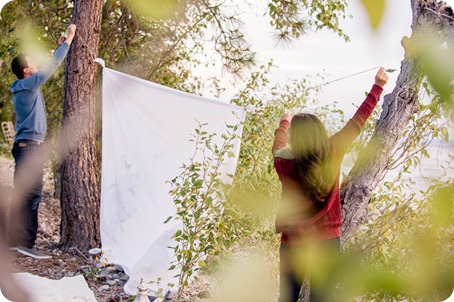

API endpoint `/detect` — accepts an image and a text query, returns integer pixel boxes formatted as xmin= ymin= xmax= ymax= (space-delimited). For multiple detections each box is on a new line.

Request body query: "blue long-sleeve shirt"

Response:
xmin=11 ymin=42 xmax=70 ymax=142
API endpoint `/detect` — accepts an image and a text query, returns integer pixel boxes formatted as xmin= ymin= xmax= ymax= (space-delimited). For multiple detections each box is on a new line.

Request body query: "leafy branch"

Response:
xmin=166 ymin=120 xmax=240 ymax=300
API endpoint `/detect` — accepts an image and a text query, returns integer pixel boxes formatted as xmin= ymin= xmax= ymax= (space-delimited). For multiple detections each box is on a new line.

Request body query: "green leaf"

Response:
xmin=360 ymin=0 xmax=386 ymax=29
xmin=163 ymin=216 xmax=173 ymax=224
xmin=173 ymin=230 xmax=182 ymax=238
xmin=193 ymin=179 xmax=203 ymax=188
xmin=197 ymin=260 xmax=206 ymax=268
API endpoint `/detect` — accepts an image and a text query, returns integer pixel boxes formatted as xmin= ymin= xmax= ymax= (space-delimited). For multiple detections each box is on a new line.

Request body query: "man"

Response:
xmin=9 ymin=24 xmax=76 ymax=259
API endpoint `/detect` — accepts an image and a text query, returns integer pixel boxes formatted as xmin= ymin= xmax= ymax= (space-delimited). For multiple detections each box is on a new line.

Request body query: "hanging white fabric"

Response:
xmin=99 ymin=65 xmax=245 ymax=295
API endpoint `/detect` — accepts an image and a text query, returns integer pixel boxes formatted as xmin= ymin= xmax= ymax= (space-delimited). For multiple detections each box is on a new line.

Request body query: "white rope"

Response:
xmin=60 ymin=22 xmax=89 ymax=48
xmin=303 ymin=66 xmax=383 ymax=93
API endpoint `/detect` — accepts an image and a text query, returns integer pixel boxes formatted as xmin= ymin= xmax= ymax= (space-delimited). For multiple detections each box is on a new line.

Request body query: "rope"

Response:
xmin=57 ymin=23 xmax=395 ymax=104
xmin=303 ymin=66 xmax=385 ymax=92
xmin=59 ymin=22 xmax=89 ymax=48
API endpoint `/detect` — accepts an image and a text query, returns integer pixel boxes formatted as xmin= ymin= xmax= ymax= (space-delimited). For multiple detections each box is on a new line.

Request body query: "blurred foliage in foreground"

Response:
xmin=0 ymin=0 xmax=452 ymax=301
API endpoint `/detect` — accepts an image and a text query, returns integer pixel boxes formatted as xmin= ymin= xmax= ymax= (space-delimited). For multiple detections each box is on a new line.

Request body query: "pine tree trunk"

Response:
xmin=60 ymin=0 xmax=104 ymax=251
xmin=340 ymin=0 xmax=454 ymax=242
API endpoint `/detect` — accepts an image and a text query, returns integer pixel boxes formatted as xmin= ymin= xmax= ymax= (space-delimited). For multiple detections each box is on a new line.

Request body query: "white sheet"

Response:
xmin=0 ymin=273 xmax=97 ymax=302
xmin=99 ymin=67 xmax=245 ymax=295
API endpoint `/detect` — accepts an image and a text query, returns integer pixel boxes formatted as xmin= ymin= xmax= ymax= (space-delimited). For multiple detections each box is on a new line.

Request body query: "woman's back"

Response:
xmin=272 ymin=81 xmax=385 ymax=244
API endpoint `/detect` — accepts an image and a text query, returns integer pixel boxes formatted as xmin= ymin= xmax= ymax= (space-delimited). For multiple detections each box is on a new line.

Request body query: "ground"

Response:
xmin=0 ymin=156 xmax=132 ymax=302
xmin=0 ymin=155 xmax=212 ymax=302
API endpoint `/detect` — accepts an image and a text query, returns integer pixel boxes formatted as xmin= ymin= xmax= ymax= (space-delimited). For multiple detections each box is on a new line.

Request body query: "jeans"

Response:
xmin=279 ymin=237 xmax=340 ymax=302
xmin=9 ymin=140 xmax=45 ymax=248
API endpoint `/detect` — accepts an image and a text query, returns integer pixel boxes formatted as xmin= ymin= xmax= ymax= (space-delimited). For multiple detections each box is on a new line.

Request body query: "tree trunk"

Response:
xmin=340 ymin=0 xmax=454 ymax=242
xmin=60 ymin=0 xmax=104 ymax=251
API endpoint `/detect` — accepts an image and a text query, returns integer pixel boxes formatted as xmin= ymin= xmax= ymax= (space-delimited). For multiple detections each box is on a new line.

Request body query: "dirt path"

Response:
xmin=1 ymin=157 xmax=132 ymax=302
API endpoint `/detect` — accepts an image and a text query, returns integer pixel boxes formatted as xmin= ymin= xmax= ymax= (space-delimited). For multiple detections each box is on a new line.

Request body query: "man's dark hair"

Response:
xmin=11 ymin=54 xmax=28 ymax=79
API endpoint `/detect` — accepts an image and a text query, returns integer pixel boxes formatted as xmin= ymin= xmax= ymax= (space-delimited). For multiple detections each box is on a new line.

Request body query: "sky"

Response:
xmin=197 ymin=1 xmax=410 ymax=108
xmin=198 ymin=0 xmax=454 ymax=138
xmin=247 ymin=0 xmax=410 ymax=115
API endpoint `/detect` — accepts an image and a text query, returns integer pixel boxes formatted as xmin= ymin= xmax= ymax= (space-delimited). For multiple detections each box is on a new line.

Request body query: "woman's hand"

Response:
xmin=375 ymin=67 xmax=388 ymax=88
xmin=281 ymin=111 xmax=293 ymax=123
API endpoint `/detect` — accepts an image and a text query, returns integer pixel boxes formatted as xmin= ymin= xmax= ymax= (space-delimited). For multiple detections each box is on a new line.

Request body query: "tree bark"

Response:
xmin=60 ymin=0 xmax=104 ymax=251
xmin=340 ymin=0 xmax=454 ymax=242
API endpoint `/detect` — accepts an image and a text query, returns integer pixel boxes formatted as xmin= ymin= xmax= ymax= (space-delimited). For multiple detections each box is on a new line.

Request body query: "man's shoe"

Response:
xmin=13 ymin=246 xmax=52 ymax=260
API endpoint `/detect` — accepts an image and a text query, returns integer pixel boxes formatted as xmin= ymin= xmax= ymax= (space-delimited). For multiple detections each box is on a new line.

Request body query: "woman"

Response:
xmin=272 ymin=68 xmax=388 ymax=302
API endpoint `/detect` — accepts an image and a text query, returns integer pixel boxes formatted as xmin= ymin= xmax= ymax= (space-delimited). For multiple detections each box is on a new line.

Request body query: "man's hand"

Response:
xmin=67 ymin=24 xmax=76 ymax=38
xmin=63 ymin=24 xmax=77 ymax=46
xmin=375 ymin=67 xmax=388 ymax=88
